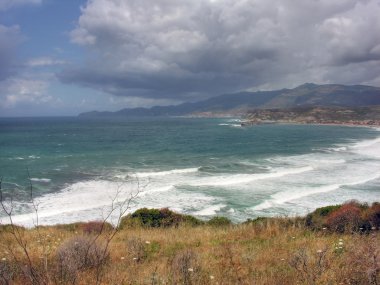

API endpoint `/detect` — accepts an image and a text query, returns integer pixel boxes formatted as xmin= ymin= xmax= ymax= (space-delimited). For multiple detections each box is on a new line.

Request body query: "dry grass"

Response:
xmin=0 ymin=218 xmax=379 ymax=284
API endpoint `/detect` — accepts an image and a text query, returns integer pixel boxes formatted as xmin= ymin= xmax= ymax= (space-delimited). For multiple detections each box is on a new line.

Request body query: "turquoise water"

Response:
xmin=0 ymin=117 xmax=379 ymax=225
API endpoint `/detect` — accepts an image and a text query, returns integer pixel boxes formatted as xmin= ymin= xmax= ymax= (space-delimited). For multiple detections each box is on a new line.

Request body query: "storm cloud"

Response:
xmin=60 ymin=0 xmax=380 ymax=102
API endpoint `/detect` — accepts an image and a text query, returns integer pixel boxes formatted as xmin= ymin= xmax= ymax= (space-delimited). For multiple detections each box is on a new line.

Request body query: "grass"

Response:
xmin=0 ymin=205 xmax=379 ymax=284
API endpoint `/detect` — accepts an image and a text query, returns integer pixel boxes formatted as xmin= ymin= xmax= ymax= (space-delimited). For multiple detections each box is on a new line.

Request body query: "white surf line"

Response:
xmin=114 ymin=167 xmax=199 ymax=179
xmin=189 ymin=166 xmax=313 ymax=187
xmin=252 ymin=172 xmax=380 ymax=211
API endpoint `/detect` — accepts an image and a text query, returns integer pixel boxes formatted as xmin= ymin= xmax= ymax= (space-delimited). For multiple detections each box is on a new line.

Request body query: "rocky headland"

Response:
xmin=243 ymin=106 xmax=380 ymax=127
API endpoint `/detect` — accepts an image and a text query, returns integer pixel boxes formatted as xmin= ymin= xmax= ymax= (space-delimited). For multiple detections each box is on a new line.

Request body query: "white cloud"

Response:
xmin=0 ymin=77 xmax=51 ymax=107
xmin=0 ymin=0 xmax=42 ymax=11
xmin=61 ymin=0 xmax=380 ymax=101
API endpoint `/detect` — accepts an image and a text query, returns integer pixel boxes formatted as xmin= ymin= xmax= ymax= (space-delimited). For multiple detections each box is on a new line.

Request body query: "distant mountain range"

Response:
xmin=79 ymin=83 xmax=380 ymax=117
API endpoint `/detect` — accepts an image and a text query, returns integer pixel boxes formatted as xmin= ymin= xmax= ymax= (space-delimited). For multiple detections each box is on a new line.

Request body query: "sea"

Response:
xmin=0 ymin=117 xmax=379 ymax=226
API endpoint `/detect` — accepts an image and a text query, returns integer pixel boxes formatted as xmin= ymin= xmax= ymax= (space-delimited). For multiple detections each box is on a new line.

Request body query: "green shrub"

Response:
xmin=243 ymin=217 xmax=269 ymax=225
xmin=120 ymin=208 xmax=203 ymax=228
xmin=207 ymin=216 xmax=232 ymax=227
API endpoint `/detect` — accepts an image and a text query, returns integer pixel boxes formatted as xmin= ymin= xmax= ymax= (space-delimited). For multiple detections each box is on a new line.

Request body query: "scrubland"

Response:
xmin=0 ymin=201 xmax=379 ymax=285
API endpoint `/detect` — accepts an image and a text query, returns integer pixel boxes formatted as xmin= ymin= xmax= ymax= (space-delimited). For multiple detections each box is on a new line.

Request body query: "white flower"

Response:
xmin=322 ymin=227 xmax=327 ymax=230
xmin=145 ymin=241 xmax=151 ymax=244
xmin=133 ymin=257 xmax=138 ymax=260
xmin=281 ymin=258 xmax=285 ymax=261
xmin=188 ymin=268 xmax=194 ymax=272
xmin=210 ymin=275 xmax=215 ymax=279
xmin=316 ymin=250 xmax=323 ymax=254
xmin=338 ymin=241 xmax=343 ymax=245
xmin=121 ymin=257 xmax=125 ymax=260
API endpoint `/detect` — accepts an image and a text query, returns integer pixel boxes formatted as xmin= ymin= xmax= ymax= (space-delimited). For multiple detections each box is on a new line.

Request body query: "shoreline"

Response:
xmin=241 ymin=120 xmax=380 ymax=129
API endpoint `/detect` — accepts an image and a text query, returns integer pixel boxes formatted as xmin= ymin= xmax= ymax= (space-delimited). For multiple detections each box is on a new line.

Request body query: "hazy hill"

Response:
xmin=79 ymin=83 xmax=380 ymax=117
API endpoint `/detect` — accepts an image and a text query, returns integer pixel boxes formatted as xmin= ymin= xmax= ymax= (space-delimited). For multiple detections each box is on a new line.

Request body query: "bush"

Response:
xmin=56 ymin=236 xmax=109 ymax=283
xmin=126 ymin=237 xmax=147 ymax=262
xmin=367 ymin=202 xmax=380 ymax=228
xmin=244 ymin=217 xmax=269 ymax=225
xmin=305 ymin=205 xmax=341 ymax=229
xmin=326 ymin=202 xmax=363 ymax=233
xmin=120 ymin=208 xmax=204 ymax=228
xmin=207 ymin=216 xmax=232 ymax=227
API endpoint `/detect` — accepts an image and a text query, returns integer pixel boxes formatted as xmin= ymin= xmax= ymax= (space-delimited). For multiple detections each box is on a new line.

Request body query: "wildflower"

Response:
xmin=210 ymin=275 xmax=215 ymax=280
xmin=145 ymin=241 xmax=151 ymax=244
xmin=292 ymin=236 xmax=295 ymax=239
xmin=188 ymin=268 xmax=194 ymax=272
xmin=322 ymin=227 xmax=327 ymax=230
xmin=338 ymin=241 xmax=343 ymax=245
xmin=1 ymin=258 xmax=6 ymax=261
xmin=316 ymin=250 xmax=323 ymax=254
xmin=133 ymin=257 xmax=138 ymax=261
xmin=281 ymin=258 xmax=285 ymax=261
xmin=359 ymin=227 xmax=364 ymax=230
xmin=339 ymin=238 xmax=343 ymax=242
xmin=338 ymin=246 xmax=343 ymax=249
xmin=121 ymin=257 xmax=125 ymax=260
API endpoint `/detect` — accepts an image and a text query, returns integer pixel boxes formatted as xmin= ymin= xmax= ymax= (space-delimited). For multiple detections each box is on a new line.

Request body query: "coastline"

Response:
xmin=241 ymin=120 xmax=380 ymax=128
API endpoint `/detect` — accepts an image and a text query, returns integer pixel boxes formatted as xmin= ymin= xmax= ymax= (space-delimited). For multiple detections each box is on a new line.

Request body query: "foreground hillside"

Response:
xmin=0 ymin=202 xmax=379 ymax=284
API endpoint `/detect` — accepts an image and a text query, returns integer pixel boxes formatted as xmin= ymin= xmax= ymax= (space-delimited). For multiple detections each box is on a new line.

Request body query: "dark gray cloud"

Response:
xmin=60 ymin=0 xmax=380 ymax=102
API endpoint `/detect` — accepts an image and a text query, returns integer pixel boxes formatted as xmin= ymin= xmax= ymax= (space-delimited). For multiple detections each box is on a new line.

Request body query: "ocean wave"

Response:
xmin=30 ymin=178 xmax=51 ymax=183
xmin=252 ymin=172 xmax=380 ymax=211
xmin=218 ymin=123 xmax=242 ymax=128
xmin=113 ymin=167 xmax=199 ymax=180
xmin=189 ymin=166 xmax=313 ymax=187
xmin=349 ymin=136 xmax=380 ymax=158
xmin=136 ymin=167 xmax=199 ymax=177
xmin=28 ymin=155 xmax=40 ymax=159
xmin=192 ymin=204 xmax=226 ymax=216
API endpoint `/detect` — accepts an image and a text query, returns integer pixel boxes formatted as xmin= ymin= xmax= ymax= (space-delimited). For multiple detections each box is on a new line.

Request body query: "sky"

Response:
xmin=0 ymin=0 xmax=380 ymax=116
